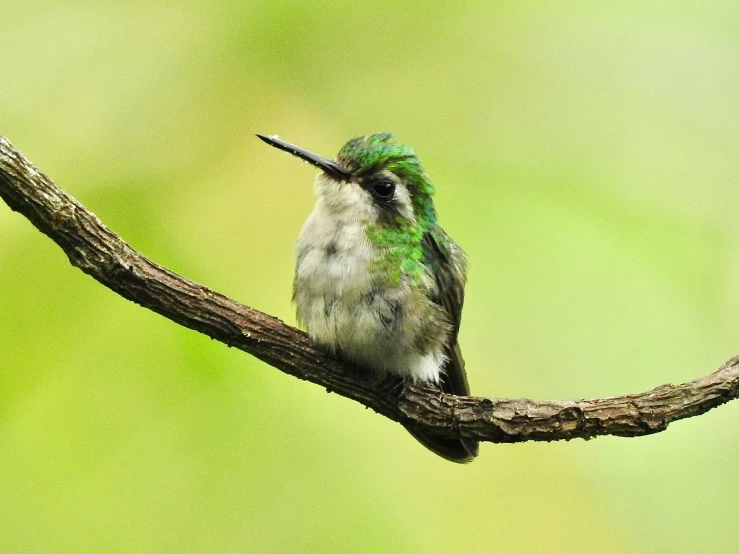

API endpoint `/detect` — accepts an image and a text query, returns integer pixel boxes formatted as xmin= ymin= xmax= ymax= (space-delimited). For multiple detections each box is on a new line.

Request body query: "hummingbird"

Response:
xmin=257 ymin=132 xmax=478 ymax=463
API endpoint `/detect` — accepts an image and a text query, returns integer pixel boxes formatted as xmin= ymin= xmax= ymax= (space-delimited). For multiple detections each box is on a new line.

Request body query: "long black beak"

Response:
xmin=256 ymin=134 xmax=352 ymax=181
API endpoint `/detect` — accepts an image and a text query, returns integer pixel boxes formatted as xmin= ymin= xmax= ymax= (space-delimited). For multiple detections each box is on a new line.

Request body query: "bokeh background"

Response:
xmin=2 ymin=2 xmax=739 ymax=552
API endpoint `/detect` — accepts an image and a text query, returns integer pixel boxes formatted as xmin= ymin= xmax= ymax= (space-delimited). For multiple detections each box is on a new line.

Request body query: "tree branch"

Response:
xmin=1 ymin=135 xmax=737 ymax=445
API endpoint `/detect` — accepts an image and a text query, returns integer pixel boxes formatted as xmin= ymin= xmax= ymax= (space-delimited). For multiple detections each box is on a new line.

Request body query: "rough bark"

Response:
xmin=1 ymin=135 xmax=737 ymax=444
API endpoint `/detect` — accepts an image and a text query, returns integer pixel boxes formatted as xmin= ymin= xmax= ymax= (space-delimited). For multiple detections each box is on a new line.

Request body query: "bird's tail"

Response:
xmin=405 ymin=343 xmax=479 ymax=463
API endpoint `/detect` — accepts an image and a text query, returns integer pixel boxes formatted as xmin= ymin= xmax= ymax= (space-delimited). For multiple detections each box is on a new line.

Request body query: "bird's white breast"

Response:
xmin=293 ymin=176 xmax=445 ymax=383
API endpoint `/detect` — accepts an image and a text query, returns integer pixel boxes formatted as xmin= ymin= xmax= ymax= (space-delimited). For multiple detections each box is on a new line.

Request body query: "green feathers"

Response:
xmin=338 ymin=133 xmax=440 ymax=288
xmin=338 ymin=133 xmax=438 ymax=231
xmin=366 ymin=220 xmax=425 ymax=287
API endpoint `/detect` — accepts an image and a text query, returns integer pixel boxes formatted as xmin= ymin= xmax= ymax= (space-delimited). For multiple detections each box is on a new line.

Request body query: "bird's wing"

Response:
xmin=422 ymin=227 xmax=470 ymax=397
xmin=410 ymin=228 xmax=478 ymax=461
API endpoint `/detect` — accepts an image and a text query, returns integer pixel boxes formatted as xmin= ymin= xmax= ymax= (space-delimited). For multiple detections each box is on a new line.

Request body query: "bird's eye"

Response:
xmin=371 ymin=180 xmax=395 ymax=200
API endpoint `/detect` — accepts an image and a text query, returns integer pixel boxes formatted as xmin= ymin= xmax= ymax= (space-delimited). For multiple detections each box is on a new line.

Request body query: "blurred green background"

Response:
xmin=2 ymin=1 xmax=738 ymax=552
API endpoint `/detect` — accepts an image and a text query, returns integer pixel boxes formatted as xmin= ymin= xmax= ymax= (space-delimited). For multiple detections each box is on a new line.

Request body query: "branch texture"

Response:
xmin=1 ymin=135 xmax=738 ymax=445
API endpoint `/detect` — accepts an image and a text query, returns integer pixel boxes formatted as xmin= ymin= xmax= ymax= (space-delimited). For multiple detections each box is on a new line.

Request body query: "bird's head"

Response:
xmin=257 ymin=133 xmax=437 ymax=231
